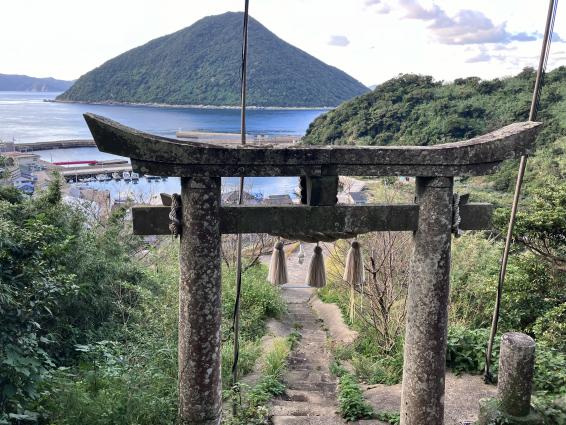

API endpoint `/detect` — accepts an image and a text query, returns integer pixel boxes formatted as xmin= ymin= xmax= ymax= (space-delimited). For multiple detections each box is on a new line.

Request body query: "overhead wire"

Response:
xmin=484 ymin=0 xmax=559 ymax=382
xmin=231 ymin=0 xmax=250 ymax=414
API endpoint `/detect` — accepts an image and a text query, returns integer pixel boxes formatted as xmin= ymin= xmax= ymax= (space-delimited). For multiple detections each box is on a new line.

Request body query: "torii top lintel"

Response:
xmin=84 ymin=113 xmax=541 ymax=178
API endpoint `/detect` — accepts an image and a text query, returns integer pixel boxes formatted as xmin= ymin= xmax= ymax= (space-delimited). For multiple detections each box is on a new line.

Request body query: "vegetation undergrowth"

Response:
xmin=224 ymin=333 xmax=298 ymax=425
xmin=331 ymin=361 xmax=375 ymax=422
xmin=0 ymin=176 xmax=285 ymax=424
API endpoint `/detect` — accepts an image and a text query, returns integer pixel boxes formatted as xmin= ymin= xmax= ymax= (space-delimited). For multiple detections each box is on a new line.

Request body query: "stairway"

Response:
xmin=270 ymin=285 xmax=344 ymax=425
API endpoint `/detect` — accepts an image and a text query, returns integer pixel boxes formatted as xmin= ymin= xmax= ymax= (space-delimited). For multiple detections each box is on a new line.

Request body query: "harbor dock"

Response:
xmin=1 ymin=139 xmax=96 ymax=152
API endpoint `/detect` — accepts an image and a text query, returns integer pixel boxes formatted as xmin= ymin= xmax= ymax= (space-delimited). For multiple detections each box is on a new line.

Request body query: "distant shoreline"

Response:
xmin=50 ymin=99 xmax=333 ymax=111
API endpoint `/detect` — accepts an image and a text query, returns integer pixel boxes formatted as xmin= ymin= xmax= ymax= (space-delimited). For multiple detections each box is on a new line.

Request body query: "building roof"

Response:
xmin=349 ymin=192 xmax=367 ymax=204
xmin=2 ymin=151 xmax=40 ymax=160
xmin=222 ymin=190 xmax=256 ymax=204
xmin=264 ymin=194 xmax=293 ymax=205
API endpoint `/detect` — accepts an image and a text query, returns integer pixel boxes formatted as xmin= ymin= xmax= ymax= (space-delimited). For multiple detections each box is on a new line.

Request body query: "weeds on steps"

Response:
xmin=223 ymin=332 xmax=300 ymax=424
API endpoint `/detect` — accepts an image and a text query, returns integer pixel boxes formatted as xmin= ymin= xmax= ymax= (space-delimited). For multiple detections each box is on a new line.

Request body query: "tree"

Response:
xmin=512 ymin=180 xmax=566 ymax=272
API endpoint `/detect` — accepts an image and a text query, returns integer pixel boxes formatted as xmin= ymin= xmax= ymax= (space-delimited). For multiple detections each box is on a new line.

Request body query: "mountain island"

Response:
xmin=0 ymin=74 xmax=73 ymax=92
xmin=57 ymin=12 xmax=369 ymax=107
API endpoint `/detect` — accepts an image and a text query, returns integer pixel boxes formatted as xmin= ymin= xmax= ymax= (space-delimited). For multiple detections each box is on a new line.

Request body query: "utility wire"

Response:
xmin=232 ymin=0 xmax=250 ymax=415
xmin=484 ymin=0 xmax=559 ymax=383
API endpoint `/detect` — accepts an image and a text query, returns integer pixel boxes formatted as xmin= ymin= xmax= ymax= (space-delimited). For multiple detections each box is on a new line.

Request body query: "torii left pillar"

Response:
xmin=178 ymin=177 xmax=222 ymax=425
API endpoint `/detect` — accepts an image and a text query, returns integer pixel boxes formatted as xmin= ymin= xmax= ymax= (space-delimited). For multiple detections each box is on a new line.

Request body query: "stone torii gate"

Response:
xmin=84 ymin=113 xmax=540 ymax=425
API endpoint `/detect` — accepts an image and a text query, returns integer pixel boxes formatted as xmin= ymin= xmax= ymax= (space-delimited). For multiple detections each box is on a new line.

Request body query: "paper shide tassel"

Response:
xmin=268 ymin=240 xmax=288 ymax=285
xmin=298 ymin=243 xmax=305 ymax=265
xmin=306 ymin=243 xmax=326 ymax=288
xmin=344 ymin=240 xmax=365 ymax=287
xmin=343 ymin=239 xmax=365 ymax=322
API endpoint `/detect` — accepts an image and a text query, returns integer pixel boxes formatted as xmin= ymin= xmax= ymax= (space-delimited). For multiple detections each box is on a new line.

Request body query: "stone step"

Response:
xmin=286 ymin=381 xmax=337 ymax=395
xmin=271 ymin=415 xmax=345 ymax=425
xmin=296 ymin=333 xmax=326 ymax=340
xmin=297 ymin=336 xmax=326 ymax=346
xmin=286 ymin=364 xmax=329 ymax=372
xmin=286 ymin=310 xmax=316 ymax=316
xmin=287 ymin=303 xmax=310 ymax=309
xmin=282 ymin=389 xmax=333 ymax=405
xmin=288 ymin=354 xmax=328 ymax=367
xmin=296 ymin=342 xmax=328 ymax=351
xmin=285 ymin=370 xmax=335 ymax=384
xmin=288 ymin=353 xmax=327 ymax=363
xmin=286 ymin=317 xmax=319 ymax=324
xmin=286 ymin=315 xmax=318 ymax=323
xmin=296 ymin=328 xmax=325 ymax=335
xmin=270 ymin=400 xmax=336 ymax=417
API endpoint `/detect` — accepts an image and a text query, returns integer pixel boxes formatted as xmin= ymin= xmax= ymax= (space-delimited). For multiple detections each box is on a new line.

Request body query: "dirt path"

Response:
xmin=362 ymin=373 xmax=496 ymax=425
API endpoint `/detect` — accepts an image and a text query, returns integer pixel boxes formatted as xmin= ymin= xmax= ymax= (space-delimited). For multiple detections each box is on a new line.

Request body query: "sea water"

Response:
xmin=0 ymin=92 xmax=327 ymax=199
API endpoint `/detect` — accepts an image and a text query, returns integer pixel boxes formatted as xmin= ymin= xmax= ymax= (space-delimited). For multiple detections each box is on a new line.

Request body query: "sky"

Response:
xmin=1 ymin=0 xmax=565 ymax=86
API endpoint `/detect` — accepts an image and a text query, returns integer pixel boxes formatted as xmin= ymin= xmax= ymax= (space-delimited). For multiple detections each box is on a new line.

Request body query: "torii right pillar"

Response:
xmin=401 ymin=176 xmax=453 ymax=425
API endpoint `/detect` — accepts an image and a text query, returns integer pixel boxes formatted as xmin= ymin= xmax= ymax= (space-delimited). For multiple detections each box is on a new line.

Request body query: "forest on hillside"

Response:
xmin=57 ymin=12 xmax=368 ymax=108
xmin=1 ymin=68 xmax=565 ymax=424
xmin=0 ymin=75 xmax=72 ymax=92
xmin=304 ymin=67 xmax=566 ymax=153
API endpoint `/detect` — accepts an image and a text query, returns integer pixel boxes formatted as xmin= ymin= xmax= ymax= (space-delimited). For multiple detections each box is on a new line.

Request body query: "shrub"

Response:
xmin=222 ymin=340 xmax=262 ymax=389
xmin=351 ymin=351 xmax=403 ymax=385
xmin=446 ymin=326 xmax=566 ymax=395
xmin=37 ymin=341 xmax=177 ymax=425
xmin=336 ymin=372 xmax=375 ymax=421
xmin=225 ymin=337 xmax=293 ymax=425
xmin=222 ymin=266 xmax=286 ymax=342
xmin=376 ymin=411 xmax=401 ymax=425
xmin=446 ymin=326 xmax=498 ymax=375
xmin=23 ymin=238 xmax=283 ymax=423
xmin=0 ymin=182 xmax=155 ymax=420
xmin=532 ymin=303 xmax=566 ymax=352
xmin=450 ymin=235 xmax=564 ymax=334
xmin=261 ymin=338 xmax=290 ymax=379
xmin=533 ymin=394 xmax=566 ymax=425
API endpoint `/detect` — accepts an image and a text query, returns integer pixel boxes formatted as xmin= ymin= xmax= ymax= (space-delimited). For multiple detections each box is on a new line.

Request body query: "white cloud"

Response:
xmin=366 ymin=0 xmax=391 ymax=14
xmin=1 ymin=0 xmax=564 ymax=86
xmin=328 ymin=35 xmax=350 ymax=47
xmin=398 ymin=0 xmax=542 ymax=45
xmin=465 ymin=50 xmax=491 ymax=63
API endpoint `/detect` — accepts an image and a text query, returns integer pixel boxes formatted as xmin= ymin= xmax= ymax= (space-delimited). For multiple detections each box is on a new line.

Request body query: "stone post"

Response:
xmin=178 ymin=177 xmax=222 ymax=425
xmin=477 ymin=332 xmax=542 ymax=424
xmin=400 ymin=176 xmax=453 ymax=425
xmin=498 ymin=332 xmax=536 ymax=417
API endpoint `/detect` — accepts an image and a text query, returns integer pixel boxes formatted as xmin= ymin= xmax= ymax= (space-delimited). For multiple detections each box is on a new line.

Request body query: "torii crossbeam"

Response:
xmin=84 ymin=113 xmax=540 ymax=425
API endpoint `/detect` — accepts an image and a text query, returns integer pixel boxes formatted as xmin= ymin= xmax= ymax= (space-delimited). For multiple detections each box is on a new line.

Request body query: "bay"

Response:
xmin=0 ymin=92 xmax=326 ymax=200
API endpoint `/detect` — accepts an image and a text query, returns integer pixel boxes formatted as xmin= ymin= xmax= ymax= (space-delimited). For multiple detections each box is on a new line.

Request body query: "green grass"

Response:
xmin=336 ymin=371 xmax=375 ymax=422
xmin=225 ymin=336 xmax=296 ymax=425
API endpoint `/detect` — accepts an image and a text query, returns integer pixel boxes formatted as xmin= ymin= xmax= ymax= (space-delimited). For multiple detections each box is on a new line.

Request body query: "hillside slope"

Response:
xmin=303 ymin=67 xmax=566 ymax=148
xmin=0 ymin=74 xmax=73 ymax=92
xmin=57 ymin=12 xmax=368 ymax=107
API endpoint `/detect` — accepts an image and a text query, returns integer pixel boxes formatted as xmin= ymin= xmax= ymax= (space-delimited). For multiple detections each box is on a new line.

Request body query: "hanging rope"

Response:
xmin=451 ymin=193 xmax=463 ymax=237
xmin=484 ymin=0 xmax=559 ymax=383
xmin=168 ymin=193 xmax=182 ymax=238
xmin=232 ymin=0 xmax=250 ymax=413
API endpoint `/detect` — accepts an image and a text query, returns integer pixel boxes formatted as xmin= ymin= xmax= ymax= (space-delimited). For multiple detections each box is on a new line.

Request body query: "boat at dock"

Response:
xmin=112 ymin=172 xmax=122 ymax=181
xmin=123 ymin=171 xmax=131 ymax=182
xmin=131 ymin=172 xmax=139 ymax=183
xmin=96 ymin=173 xmax=111 ymax=182
xmin=145 ymin=175 xmax=161 ymax=181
